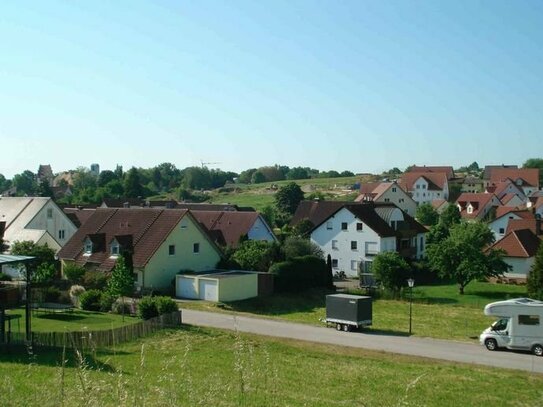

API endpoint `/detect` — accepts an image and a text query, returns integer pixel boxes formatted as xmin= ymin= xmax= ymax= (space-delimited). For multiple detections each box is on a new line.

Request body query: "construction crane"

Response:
xmin=200 ymin=160 xmax=221 ymax=168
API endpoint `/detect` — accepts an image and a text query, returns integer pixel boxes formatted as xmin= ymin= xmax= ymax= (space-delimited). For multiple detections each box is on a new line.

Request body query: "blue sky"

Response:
xmin=1 ymin=0 xmax=542 ymax=178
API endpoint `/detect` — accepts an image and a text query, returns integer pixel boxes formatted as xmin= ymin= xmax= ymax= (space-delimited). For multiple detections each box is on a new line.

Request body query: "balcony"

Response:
xmin=398 ymin=247 xmax=417 ymax=258
xmin=365 ymin=250 xmax=379 ymax=257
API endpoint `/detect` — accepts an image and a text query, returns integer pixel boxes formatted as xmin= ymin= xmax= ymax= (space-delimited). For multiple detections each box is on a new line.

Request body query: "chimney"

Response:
xmin=123 ymin=202 xmax=130 ymax=208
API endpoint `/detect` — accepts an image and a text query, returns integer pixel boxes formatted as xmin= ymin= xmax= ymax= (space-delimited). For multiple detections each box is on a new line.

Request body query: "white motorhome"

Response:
xmin=480 ymin=298 xmax=543 ymax=356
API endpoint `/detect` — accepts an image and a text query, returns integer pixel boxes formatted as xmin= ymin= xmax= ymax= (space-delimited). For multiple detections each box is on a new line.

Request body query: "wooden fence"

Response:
xmin=6 ymin=310 xmax=182 ymax=349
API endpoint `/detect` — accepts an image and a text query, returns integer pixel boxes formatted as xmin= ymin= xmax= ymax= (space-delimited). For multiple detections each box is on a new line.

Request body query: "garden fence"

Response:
xmin=6 ymin=310 xmax=182 ymax=349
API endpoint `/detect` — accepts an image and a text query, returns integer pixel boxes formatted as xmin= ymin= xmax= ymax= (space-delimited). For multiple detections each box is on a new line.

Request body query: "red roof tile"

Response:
xmin=408 ymin=166 xmax=454 ymax=179
xmin=456 ymin=193 xmax=499 ymax=219
xmin=489 ymin=168 xmax=539 ymax=188
xmin=506 ymin=218 xmax=541 ymax=236
xmin=490 ymin=229 xmax=541 ymax=258
xmin=399 ymin=172 xmax=448 ymax=191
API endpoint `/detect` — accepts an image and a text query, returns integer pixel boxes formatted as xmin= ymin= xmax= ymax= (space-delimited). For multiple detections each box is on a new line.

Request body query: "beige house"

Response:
xmin=355 ymin=182 xmax=417 ymax=216
xmin=58 ymin=208 xmax=222 ymax=292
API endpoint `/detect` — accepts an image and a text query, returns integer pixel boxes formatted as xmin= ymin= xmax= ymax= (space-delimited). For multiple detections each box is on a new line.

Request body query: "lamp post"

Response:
xmin=407 ymin=278 xmax=415 ymax=335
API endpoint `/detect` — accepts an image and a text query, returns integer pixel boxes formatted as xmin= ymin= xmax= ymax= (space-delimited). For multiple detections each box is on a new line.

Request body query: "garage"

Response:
xmin=175 ymin=270 xmax=259 ymax=302
xmin=198 ymin=278 xmax=218 ymax=302
xmin=176 ymin=276 xmax=198 ymax=299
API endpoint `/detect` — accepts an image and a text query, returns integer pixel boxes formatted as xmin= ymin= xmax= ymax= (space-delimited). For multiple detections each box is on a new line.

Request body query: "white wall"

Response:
xmin=504 ymin=257 xmax=535 ymax=279
xmin=26 ymin=200 xmax=77 ymax=249
xmin=248 ymin=216 xmax=277 ymax=242
xmin=378 ymin=186 xmax=417 ymax=216
xmin=411 ymin=177 xmax=447 ymax=204
xmin=311 ymin=207 xmax=395 ymax=278
xmin=489 ymin=213 xmax=522 ymax=241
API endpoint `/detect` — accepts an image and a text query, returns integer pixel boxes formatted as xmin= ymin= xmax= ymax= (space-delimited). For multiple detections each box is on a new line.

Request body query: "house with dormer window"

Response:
xmin=58 ymin=208 xmax=222 ymax=292
xmin=456 ymin=193 xmax=501 ymax=221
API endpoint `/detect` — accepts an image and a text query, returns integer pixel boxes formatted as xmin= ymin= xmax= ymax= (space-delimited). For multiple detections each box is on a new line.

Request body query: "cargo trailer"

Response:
xmin=325 ymin=294 xmax=372 ymax=332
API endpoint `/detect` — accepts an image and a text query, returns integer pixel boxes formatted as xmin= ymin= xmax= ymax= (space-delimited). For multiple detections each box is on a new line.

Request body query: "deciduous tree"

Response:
xmin=527 ymin=243 xmax=543 ymax=300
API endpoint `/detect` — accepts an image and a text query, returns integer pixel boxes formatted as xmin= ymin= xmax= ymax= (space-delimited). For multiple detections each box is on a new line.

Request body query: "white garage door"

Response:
xmin=199 ymin=279 xmax=218 ymax=302
xmin=177 ymin=276 xmax=198 ymax=299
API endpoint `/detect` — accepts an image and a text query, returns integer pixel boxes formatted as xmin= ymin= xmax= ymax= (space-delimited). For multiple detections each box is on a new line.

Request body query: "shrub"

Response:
xmin=138 ymin=296 xmax=159 ymax=320
xmin=0 ymin=272 xmax=12 ymax=281
xmin=155 ymin=296 xmax=178 ymax=315
xmin=79 ymin=289 xmax=103 ymax=311
xmin=112 ymin=301 xmax=133 ymax=315
xmin=82 ymin=271 xmax=108 ymax=290
xmin=270 ymin=255 xmax=328 ymax=292
xmin=42 ymin=286 xmax=61 ymax=303
xmin=69 ymin=284 xmax=86 ymax=306
xmin=63 ymin=263 xmax=86 ymax=283
xmin=99 ymin=292 xmax=116 ymax=312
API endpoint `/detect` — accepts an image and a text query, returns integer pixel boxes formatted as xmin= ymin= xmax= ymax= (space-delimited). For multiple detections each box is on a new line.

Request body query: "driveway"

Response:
xmin=181 ymin=309 xmax=543 ymax=374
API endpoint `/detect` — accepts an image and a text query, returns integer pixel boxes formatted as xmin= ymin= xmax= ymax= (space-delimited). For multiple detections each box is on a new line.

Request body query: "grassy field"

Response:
xmin=180 ymin=282 xmax=528 ymax=341
xmin=1 ymin=326 xmax=541 ymax=406
xmin=6 ymin=308 xmax=139 ymax=333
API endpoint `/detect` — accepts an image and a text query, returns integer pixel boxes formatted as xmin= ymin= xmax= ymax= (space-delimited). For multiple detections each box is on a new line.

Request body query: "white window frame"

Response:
xmin=332 ymin=240 xmax=338 ymax=250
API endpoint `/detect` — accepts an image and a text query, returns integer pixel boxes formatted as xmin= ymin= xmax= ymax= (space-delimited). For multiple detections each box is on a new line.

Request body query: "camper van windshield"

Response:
xmin=492 ymin=318 xmax=509 ymax=331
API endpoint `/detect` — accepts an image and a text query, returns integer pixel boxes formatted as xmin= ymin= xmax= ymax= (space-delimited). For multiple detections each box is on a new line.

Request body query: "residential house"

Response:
xmin=398 ymin=172 xmax=449 ymax=204
xmin=500 ymin=193 xmax=525 ymax=208
xmin=488 ymin=209 xmax=534 ymax=241
xmin=191 ymin=210 xmax=277 ymax=248
xmin=486 ymin=179 xmax=526 ymax=201
xmin=461 ymin=176 xmax=485 ymax=193
xmin=488 ymin=227 xmax=541 ymax=280
xmin=354 ymin=181 xmax=417 ymax=215
xmin=57 ymin=208 xmax=222 ymax=292
xmin=0 ymin=197 xmax=77 ymax=252
xmin=291 ymin=201 xmax=427 ymax=278
xmin=408 ymin=165 xmax=455 ymax=180
xmin=527 ymin=195 xmax=543 ymax=218
xmin=487 ymin=168 xmax=539 ymax=196
xmin=431 ymin=199 xmax=449 ymax=214
xmin=456 ymin=193 xmax=501 ymax=221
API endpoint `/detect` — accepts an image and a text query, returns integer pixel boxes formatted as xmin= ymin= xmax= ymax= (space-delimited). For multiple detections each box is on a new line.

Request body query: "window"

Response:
xmin=180 ymin=219 xmax=188 ymax=229
xmin=392 ymin=187 xmax=397 ymax=192
xmin=47 ymin=208 xmax=53 ymax=219
xmin=326 ymin=221 xmax=333 ymax=230
xmin=58 ymin=230 xmax=65 ymax=240
xmin=416 ymin=185 xmax=420 ymax=189
xmin=111 ymin=244 xmax=120 ymax=256
xmin=351 ymin=260 xmax=359 ymax=271
xmin=384 ymin=198 xmax=390 ymax=202
xmin=193 ymin=243 xmax=200 ymax=254
xmin=519 ymin=315 xmax=540 ymax=325
xmin=422 ymin=184 xmax=426 ymax=189
xmin=351 ymin=241 xmax=357 ymax=250
xmin=467 ymin=205 xmax=473 ymax=214
xmin=499 ymin=228 xmax=505 ymax=234
xmin=341 ymin=222 xmax=348 ymax=231
xmin=419 ymin=236 xmax=424 ymax=251
xmin=332 ymin=240 xmax=338 ymax=249
xmin=84 ymin=240 xmax=92 ymax=254
xmin=356 ymin=223 xmax=363 ymax=231
xmin=169 ymin=245 xmax=175 ymax=255
xmin=332 ymin=259 xmax=338 ymax=268
xmin=399 ymin=198 xmax=404 ymax=203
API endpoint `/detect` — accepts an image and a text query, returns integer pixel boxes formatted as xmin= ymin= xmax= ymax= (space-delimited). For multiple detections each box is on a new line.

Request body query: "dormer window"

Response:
xmin=467 ymin=204 xmax=473 ymax=214
xmin=110 ymin=242 xmax=120 ymax=256
xmin=84 ymin=238 xmax=93 ymax=254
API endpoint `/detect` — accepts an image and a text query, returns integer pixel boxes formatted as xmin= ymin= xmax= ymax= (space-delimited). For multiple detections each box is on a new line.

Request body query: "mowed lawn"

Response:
xmin=180 ymin=282 xmax=528 ymax=341
xmin=1 ymin=327 xmax=542 ymax=406
xmin=6 ymin=308 xmax=139 ymax=333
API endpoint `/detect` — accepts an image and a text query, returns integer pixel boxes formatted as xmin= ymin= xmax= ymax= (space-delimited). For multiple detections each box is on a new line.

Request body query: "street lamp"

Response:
xmin=407 ymin=278 xmax=415 ymax=335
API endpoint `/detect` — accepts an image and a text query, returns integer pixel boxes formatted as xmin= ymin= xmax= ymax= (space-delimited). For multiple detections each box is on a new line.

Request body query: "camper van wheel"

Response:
xmin=343 ymin=324 xmax=350 ymax=332
xmin=485 ymin=338 xmax=498 ymax=351
xmin=532 ymin=344 xmax=543 ymax=357
xmin=336 ymin=323 xmax=342 ymax=331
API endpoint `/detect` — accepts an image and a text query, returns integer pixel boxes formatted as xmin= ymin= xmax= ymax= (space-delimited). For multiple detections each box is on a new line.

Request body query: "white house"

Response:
xmin=456 ymin=193 xmax=501 ymax=221
xmin=306 ymin=203 xmax=426 ymax=278
xmin=399 ymin=172 xmax=449 ymax=204
xmin=355 ymin=182 xmax=417 ymax=216
xmin=0 ymin=197 xmax=77 ymax=252
xmin=488 ymin=229 xmax=541 ymax=280
xmin=488 ymin=210 xmax=534 ymax=242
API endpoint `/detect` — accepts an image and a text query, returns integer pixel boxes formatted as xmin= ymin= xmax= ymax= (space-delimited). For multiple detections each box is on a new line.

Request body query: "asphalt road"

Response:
xmin=181 ymin=309 xmax=543 ymax=374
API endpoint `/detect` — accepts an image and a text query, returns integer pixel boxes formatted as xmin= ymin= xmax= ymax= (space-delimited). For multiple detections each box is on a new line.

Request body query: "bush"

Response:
xmin=42 ymin=286 xmax=61 ymax=303
xmin=112 ymin=301 xmax=133 ymax=315
xmin=270 ymin=255 xmax=328 ymax=293
xmin=69 ymin=285 xmax=86 ymax=307
xmin=63 ymin=263 xmax=86 ymax=283
xmin=138 ymin=296 xmax=159 ymax=320
xmin=79 ymin=289 xmax=103 ymax=311
xmin=155 ymin=296 xmax=178 ymax=315
xmin=99 ymin=292 xmax=116 ymax=312
xmin=0 ymin=272 xmax=12 ymax=281
xmin=82 ymin=271 xmax=108 ymax=290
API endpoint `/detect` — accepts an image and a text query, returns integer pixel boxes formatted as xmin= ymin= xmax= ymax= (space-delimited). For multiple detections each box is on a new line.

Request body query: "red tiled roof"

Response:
xmin=489 ymin=168 xmax=539 ymax=188
xmin=58 ymin=208 xmax=219 ymax=271
xmin=431 ymin=199 xmax=447 ymax=210
xmin=490 ymin=229 xmax=541 ymax=258
xmin=409 ymin=166 xmax=454 ymax=180
xmin=456 ymin=193 xmax=498 ymax=219
xmin=398 ymin=172 xmax=447 ymax=191
xmin=500 ymin=193 xmax=520 ymax=206
xmin=494 ymin=208 xmax=534 ymax=222
xmin=63 ymin=208 xmax=96 ymax=228
xmin=483 ymin=165 xmax=518 ymax=180
xmin=506 ymin=218 xmax=540 ymax=236
xmin=191 ymin=211 xmax=267 ymax=247
xmin=490 ymin=180 xmax=525 ymax=198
